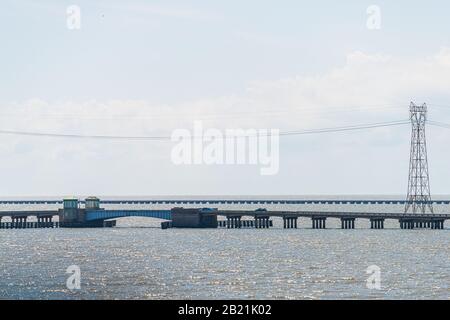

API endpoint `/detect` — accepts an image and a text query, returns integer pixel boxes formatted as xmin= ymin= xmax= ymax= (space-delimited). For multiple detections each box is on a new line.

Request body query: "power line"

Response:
xmin=0 ymin=104 xmax=407 ymax=120
xmin=428 ymin=104 xmax=450 ymax=109
xmin=0 ymin=120 xmax=410 ymax=141
xmin=0 ymin=129 xmax=170 ymax=141
xmin=279 ymin=120 xmax=409 ymax=136
xmin=428 ymin=120 xmax=450 ymax=129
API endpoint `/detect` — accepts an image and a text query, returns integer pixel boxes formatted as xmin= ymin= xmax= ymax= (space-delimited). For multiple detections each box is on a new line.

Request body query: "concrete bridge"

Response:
xmin=1 ymin=199 xmax=449 ymax=205
xmin=0 ymin=197 xmax=448 ymax=230
xmin=215 ymin=209 xmax=450 ymax=229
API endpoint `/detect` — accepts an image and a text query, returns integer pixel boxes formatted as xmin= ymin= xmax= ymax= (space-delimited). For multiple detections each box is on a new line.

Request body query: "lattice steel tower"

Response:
xmin=405 ymin=102 xmax=433 ymax=214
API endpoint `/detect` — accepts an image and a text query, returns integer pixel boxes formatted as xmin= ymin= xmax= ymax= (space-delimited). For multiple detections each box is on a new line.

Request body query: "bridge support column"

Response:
xmin=255 ymin=217 xmax=270 ymax=229
xmin=264 ymin=217 xmax=268 ymax=228
xmin=400 ymin=219 xmax=414 ymax=230
xmin=255 ymin=217 xmax=264 ymax=229
xmin=283 ymin=217 xmax=298 ymax=229
xmin=404 ymin=220 xmax=414 ymax=230
xmin=341 ymin=218 xmax=355 ymax=229
xmin=312 ymin=217 xmax=326 ymax=229
xmin=370 ymin=219 xmax=384 ymax=229
xmin=227 ymin=216 xmax=241 ymax=229
xmin=431 ymin=220 xmax=444 ymax=230
xmin=231 ymin=216 xmax=241 ymax=228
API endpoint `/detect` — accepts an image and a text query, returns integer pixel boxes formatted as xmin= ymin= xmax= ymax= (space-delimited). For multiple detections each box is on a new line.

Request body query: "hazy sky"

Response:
xmin=1 ymin=0 xmax=450 ymax=196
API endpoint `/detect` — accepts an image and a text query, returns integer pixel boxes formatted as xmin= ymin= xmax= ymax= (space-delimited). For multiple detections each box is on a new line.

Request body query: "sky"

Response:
xmin=1 ymin=0 xmax=450 ymax=197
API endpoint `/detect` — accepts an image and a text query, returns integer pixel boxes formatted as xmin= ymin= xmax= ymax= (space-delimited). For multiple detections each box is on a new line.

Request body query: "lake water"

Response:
xmin=1 ymin=196 xmax=449 ymax=300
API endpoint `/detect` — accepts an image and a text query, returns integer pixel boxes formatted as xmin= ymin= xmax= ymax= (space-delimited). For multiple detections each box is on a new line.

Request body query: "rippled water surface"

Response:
xmin=1 ymin=198 xmax=450 ymax=300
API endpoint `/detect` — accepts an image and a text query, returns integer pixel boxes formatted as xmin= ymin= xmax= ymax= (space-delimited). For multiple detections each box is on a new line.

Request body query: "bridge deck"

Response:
xmin=0 ymin=210 xmax=58 ymax=218
xmin=1 ymin=209 xmax=448 ymax=221
xmin=217 ymin=210 xmax=450 ymax=220
xmin=0 ymin=199 xmax=449 ymax=205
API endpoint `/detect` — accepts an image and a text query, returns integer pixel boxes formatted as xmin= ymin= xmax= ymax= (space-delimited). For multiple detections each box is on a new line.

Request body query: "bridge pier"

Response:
xmin=219 ymin=219 xmax=260 ymax=228
xmin=398 ymin=219 xmax=445 ymax=230
xmin=370 ymin=218 xmax=384 ymax=229
xmin=227 ymin=216 xmax=242 ymax=229
xmin=431 ymin=220 xmax=444 ymax=229
xmin=400 ymin=219 xmax=415 ymax=229
xmin=283 ymin=217 xmax=298 ymax=229
xmin=11 ymin=216 xmax=27 ymax=229
xmin=255 ymin=216 xmax=270 ymax=229
xmin=37 ymin=216 xmax=53 ymax=228
xmin=341 ymin=218 xmax=355 ymax=229
xmin=312 ymin=217 xmax=326 ymax=229
xmin=263 ymin=217 xmax=269 ymax=228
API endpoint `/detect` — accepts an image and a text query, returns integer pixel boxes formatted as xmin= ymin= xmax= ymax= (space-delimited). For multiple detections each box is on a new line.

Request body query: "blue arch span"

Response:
xmin=85 ymin=210 xmax=172 ymax=221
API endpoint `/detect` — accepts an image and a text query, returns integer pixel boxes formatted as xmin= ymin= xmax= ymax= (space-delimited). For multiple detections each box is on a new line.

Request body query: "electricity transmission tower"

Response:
xmin=405 ymin=102 xmax=433 ymax=214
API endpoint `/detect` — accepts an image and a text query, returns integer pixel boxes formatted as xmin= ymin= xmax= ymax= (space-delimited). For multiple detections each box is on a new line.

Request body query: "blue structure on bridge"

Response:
xmin=58 ymin=197 xmax=173 ymax=227
xmin=85 ymin=210 xmax=172 ymax=221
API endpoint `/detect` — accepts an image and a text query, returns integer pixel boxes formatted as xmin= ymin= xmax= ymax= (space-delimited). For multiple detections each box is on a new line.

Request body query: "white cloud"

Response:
xmin=1 ymin=48 xmax=450 ymax=195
